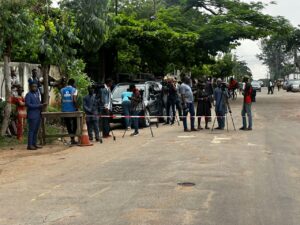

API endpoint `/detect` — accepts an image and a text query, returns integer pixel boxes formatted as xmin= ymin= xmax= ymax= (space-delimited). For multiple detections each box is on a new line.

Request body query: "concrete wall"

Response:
xmin=0 ymin=62 xmax=61 ymax=105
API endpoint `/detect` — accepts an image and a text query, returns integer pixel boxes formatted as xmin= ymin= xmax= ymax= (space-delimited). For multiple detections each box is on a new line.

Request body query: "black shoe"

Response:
xmin=184 ymin=129 xmax=191 ymax=132
xmin=71 ymin=140 xmax=78 ymax=145
xmin=89 ymin=138 xmax=93 ymax=141
xmin=34 ymin=145 xmax=43 ymax=149
xmin=27 ymin=146 xmax=37 ymax=150
xmin=248 ymin=128 xmax=253 ymax=131
xmin=191 ymin=128 xmax=198 ymax=132
xmin=239 ymin=127 xmax=246 ymax=131
xmin=215 ymin=127 xmax=222 ymax=130
xmin=96 ymin=138 xmax=100 ymax=142
xmin=130 ymin=132 xmax=139 ymax=136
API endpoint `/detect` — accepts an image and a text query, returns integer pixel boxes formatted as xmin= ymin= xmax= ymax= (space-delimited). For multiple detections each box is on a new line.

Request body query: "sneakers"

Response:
xmin=130 ymin=132 xmax=139 ymax=136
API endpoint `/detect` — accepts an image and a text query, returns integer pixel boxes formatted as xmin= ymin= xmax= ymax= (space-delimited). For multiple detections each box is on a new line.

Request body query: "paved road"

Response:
xmin=1 ymin=88 xmax=300 ymax=225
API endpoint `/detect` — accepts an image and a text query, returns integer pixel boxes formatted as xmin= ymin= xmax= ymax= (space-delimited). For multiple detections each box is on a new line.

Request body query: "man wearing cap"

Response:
xmin=214 ymin=79 xmax=227 ymax=130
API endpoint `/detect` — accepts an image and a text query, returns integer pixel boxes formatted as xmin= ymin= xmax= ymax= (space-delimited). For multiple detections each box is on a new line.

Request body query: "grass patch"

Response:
xmin=0 ymin=125 xmax=62 ymax=149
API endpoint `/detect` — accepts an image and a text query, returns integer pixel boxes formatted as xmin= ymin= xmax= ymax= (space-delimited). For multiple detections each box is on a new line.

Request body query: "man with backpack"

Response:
xmin=240 ymin=81 xmax=253 ymax=131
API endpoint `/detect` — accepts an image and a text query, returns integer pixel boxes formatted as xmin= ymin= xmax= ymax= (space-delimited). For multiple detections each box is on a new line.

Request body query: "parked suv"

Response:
xmin=111 ymin=82 xmax=164 ymax=127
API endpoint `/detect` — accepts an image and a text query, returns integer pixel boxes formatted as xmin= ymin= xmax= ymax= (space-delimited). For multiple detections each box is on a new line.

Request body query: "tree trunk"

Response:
xmin=42 ymin=64 xmax=50 ymax=112
xmin=99 ymin=48 xmax=106 ymax=83
xmin=1 ymin=53 xmax=11 ymax=136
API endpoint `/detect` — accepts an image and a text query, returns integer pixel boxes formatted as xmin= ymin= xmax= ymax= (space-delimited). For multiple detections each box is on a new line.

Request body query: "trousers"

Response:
xmin=183 ymin=102 xmax=195 ymax=130
xmin=64 ymin=117 xmax=77 ymax=140
xmin=86 ymin=118 xmax=100 ymax=140
xmin=28 ymin=118 xmax=40 ymax=147
xmin=242 ymin=103 xmax=252 ymax=129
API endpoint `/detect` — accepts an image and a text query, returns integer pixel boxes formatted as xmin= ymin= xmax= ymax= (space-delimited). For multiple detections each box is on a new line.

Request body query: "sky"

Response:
xmin=236 ymin=0 xmax=300 ymax=80
xmin=52 ymin=0 xmax=300 ymax=80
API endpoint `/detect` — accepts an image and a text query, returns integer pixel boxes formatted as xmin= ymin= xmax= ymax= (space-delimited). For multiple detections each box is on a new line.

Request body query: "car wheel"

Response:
xmin=140 ymin=108 xmax=151 ymax=127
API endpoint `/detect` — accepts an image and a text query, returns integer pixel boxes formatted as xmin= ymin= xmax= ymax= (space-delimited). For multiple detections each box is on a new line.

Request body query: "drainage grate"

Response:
xmin=177 ymin=182 xmax=196 ymax=187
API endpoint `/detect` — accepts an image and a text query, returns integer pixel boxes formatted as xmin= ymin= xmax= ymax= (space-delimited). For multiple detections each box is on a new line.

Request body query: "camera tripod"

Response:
xmin=122 ymin=101 xmax=158 ymax=138
xmin=211 ymin=91 xmax=236 ymax=132
xmin=99 ymin=111 xmax=116 ymax=144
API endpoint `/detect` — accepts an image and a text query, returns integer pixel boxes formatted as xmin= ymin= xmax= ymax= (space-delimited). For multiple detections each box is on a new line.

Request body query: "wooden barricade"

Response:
xmin=41 ymin=111 xmax=84 ymax=145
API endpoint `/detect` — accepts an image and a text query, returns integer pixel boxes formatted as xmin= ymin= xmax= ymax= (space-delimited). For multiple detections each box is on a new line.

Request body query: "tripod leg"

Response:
xmin=226 ymin=114 xmax=229 ymax=132
xmin=122 ymin=128 xmax=127 ymax=138
xmin=211 ymin=116 xmax=217 ymax=132
xmin=230 ymin=113 xmax=236 ymax=131
xmin=148 ymin=118 xmax=154 ymax=137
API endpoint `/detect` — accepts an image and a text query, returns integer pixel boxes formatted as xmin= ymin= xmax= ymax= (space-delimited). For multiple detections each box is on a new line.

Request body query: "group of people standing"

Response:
xmin=10 ymin=67 xmax=254 ymax=150
xmin=161 ymin=76 xmax=254 ymax=132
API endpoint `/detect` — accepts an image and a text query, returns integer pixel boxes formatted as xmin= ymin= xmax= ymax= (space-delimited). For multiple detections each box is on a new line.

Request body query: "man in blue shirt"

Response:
xmin=121 ymin=85 xmax=134 ymax=130
xmin=83 ymin=86 xmax=100 ymax=141
xmin=61 ymin=78 xmax=78 ymax=145
xmin=25 ymin=83 xmax=46 ymax=150
xmin=180 ymin=77 xmax=197 ymax=132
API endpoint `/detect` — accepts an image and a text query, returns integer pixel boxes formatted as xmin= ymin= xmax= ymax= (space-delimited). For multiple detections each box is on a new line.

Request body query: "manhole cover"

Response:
xmin=177 ymin=182 xmax=196 ymax=187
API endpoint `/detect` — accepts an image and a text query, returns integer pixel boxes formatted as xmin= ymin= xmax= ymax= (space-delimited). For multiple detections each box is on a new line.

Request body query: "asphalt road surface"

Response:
xmin=1 ymin=88 xmax=300 ymax=225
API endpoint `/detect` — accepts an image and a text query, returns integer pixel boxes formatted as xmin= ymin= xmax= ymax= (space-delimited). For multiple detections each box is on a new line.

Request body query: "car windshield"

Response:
xmin=112 ymin=84 xmax=145 ymax=99
xmin=290 ymin=80 xmax=300 ymax=85
xmin=251 ymin=81 xmax=260 ymax=86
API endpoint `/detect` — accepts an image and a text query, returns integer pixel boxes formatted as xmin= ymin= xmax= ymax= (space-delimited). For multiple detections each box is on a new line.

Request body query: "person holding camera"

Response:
xmin=121 ymin=85 xmax=134 ymax=130
xmin=165 ymin=77 xmax=177 ymax=125
xmin=180 ymin=77 xmax=197 ymax=132
xmin=196 ymin=81 xmax=212 ymax=130
xmin=213 ymin=79 xmax=228 ymax=130
xmin=130 ymin=85 xmax=142 ymax=136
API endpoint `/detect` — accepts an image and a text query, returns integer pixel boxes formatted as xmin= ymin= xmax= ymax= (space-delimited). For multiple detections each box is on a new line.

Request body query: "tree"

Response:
xmin=0 ymin=0 xmax=34 ymax=136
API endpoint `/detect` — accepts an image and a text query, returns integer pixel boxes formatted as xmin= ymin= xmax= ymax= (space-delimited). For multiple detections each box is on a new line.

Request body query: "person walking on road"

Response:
xmin=240 ymin=82 xmax=253 ymax=131
xmin=268 ymin=79 xmax=274 ymax=95
xmin=61 ymin=78 xmax=78 ymax=145
xmin=180 ymin=77 xmax=196 ymax=132
xmin=83 ymin=86 xmax=100 ymax=142
xmin=25 ymin=83 xmax=46 ymax=150
xmin=213 ymin=79 xmax=228 ymax=130
xmin=100 ymin=79 xmax=113 ymax=138
xmin=121 ymin=85 xmax=134 ymax=130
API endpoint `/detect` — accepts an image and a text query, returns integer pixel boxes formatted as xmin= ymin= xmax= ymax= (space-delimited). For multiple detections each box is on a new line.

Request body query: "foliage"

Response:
xmin=61 ymin=0 xmax=111 ymax=53
xmin=258 ymin=23 xmax=298 ymax=80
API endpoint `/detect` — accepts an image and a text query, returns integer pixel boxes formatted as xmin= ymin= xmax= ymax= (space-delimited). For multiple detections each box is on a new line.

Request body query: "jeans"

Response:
xmin=64 ymin=117 xmax=77 ymax=141
xmin=122 ymin=101 xmax=131 ymax=128
xmin=216 ymin=111 xmax=225 ymax=129
xmin=176 ymin=99 xmax=183 ymax=118
xmin=100 ymin=109 xmax=110 ymax=136
xmin=242 ymin=103 xmax=252 ymax=129
xmin=183 ymin=102 xmax=195 ymax=130
xmin=167 ymin=99 xmax=176 ymax=123
xmin=28 ymin=118 xmax=40 ymax=147
xmin=132 ymin=110 xmax=140 ymax=133
xmin=86 ymin=118 xmax=100 ymax=140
